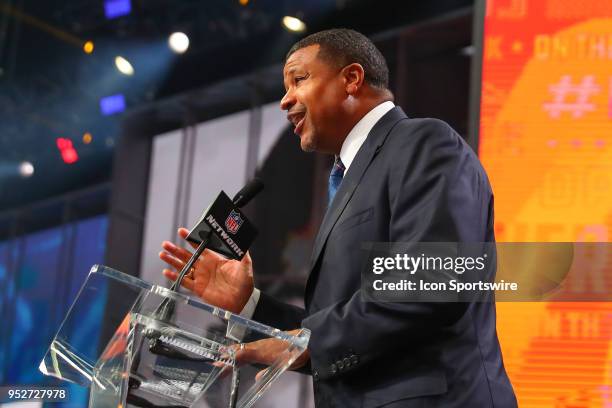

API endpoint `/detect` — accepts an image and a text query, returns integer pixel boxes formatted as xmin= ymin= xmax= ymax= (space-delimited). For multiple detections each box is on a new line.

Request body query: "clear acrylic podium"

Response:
xmin=39 ymin=265 xmax=310 ymax=408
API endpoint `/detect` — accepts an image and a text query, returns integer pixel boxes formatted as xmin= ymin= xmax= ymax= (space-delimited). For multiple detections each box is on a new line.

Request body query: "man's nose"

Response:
xmin=280 ymin=89 xmax=295 ymax=111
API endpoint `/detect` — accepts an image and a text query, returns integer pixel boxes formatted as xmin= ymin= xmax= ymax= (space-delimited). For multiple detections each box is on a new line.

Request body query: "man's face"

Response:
xmin=281 ymin=45 xmax=347 ymax=153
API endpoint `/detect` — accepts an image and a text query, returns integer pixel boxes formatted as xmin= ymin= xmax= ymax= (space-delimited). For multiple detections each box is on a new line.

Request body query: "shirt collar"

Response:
xmin=338 ymin=100 xmax=395 ymax=171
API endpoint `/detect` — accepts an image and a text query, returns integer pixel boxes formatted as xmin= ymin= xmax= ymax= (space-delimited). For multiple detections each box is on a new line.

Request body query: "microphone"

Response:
xmin=175 ymin=178 xmax=263 ymax=291
xmin=185 ymin=179 xmax=262 ymax=260
xmin=232 ymin=178 xmax=264 ymax=208
xmin=146 ymin=179 xmax=264 ymax=356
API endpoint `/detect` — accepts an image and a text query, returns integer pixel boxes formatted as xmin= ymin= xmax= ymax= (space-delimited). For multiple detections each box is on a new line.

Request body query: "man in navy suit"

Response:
xmin=160 ymin=29 xmax=517 ymax=407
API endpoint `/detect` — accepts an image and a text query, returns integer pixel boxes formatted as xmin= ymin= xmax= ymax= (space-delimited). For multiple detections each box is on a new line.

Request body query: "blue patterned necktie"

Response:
xmin=328 ymin=156 xmax=346 ymax=206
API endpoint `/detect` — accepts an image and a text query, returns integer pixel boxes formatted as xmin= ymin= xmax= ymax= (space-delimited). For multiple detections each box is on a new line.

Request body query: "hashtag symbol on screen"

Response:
xmin=543 ymin=75 xmax=600 ymax=119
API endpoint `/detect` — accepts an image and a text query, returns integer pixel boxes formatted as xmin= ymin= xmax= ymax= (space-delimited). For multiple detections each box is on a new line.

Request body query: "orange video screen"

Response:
xmin=478 ymin=0 xmax=612 ymax=406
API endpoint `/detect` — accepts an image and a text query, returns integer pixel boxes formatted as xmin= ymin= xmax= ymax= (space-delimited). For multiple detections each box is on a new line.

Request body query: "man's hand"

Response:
xmin=159 ymin=227 xmax=254 ymax=314
xmin=235 ymin=329 xmax=310 ymax=378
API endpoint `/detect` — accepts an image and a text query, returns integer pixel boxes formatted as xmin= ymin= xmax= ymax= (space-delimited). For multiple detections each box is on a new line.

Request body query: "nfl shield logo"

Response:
xmin=225 ymin=210 xmax=243 ymax=234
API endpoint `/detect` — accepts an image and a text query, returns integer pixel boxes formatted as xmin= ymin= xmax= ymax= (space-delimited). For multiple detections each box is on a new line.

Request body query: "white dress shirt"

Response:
xmin=338 ymin=100 xmax=395 ymax=171
xmin=229 ymin=100 xmax=395 ymax=338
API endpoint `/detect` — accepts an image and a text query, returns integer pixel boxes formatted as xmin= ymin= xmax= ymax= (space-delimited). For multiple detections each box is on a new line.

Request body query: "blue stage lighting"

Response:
xmin=100 ymin=94 xmax=126 ymax=115
xmin=104 ymin=0 xmax=131 ymax=19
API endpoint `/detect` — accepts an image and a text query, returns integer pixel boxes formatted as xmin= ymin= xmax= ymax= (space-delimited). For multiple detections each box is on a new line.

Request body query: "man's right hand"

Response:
xmin=159 ymin=227 xmax=254 ymax=314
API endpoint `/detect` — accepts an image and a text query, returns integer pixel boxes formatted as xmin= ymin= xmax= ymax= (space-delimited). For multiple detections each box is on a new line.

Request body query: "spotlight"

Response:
xmin=83 ymin=41 xmax=94 ymax=54
xmin=19 ymin=161 xmax=34 ymax=178
xmin=282 ymin=16 xmax=306 ymax=33
xmin=168 ymin=32 xmax=190 ymax=54
xmin=115 ymin=56 xmax=134 ymax=75
xmin=83 ymin=132 xmax=93 ymax=144
xmin=239 ymin=0 xmax=249 ymax=5
xmin=56 ymin=138 xmax=79 ymax=164
xmin=100 ymin=94 xmax=126 ymax=115
xmin=104 ymin=0 xmax=131 ymax=19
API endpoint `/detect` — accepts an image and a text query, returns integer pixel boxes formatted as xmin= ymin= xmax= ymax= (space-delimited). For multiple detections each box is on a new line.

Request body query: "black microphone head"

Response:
xmin=232 ymin=178 xmax=264 ymax=207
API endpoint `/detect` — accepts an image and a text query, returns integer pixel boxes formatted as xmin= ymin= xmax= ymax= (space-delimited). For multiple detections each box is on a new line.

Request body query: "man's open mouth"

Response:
xmin=288 ymin=111 xmax=306 ymax=135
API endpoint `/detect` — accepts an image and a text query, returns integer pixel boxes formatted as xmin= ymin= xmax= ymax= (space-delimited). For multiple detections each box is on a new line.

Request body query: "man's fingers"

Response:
xmin=202 ymin=248 xmax=224 ymax=263
xmin=162 ymin=239 xmax=220 ymax=273
xmin=163 ymin=268 xmax=177 ymax=280
xmin=177 ymin=228 xmax=226 ymax=264
xmin=161 ymin=241 xmax=193 ymax=263
xmin=235 ymin=341 xmax=274 ymax=366
xmin=159 ymin=251 xmax=185 ymax=271
xmin=234 ymin=344 xmax=254 ymax=365
xmin=162 ymin=269 xmax=195 ymax=292
xmin=178 ymin=227 xmax=199 ymax=250
xmin=255 ymin=367 xmax=270 ymax=381
xmin=255 ymin=368 xmax=269 ymax=382
xmin=178 ymin=227 xmax=190 ymax=239
xmin=241 ymin=251 xmax=253 ymax=267
xmin=159 ymin=246 xmax=218 ymax=281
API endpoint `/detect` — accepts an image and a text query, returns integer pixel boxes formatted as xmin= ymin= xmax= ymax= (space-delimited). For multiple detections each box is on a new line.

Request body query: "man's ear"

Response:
xmin=342 ymin=63 xmax=365 ymax=95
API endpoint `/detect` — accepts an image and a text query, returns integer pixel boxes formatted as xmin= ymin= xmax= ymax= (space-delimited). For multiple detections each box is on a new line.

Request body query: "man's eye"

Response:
xmin=295 ymin=76 xmax=306 ymax=84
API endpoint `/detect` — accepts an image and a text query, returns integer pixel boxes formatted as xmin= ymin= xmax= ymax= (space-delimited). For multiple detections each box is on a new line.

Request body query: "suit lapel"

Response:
xmin=306 ymin=107 xmax=408 ymax=300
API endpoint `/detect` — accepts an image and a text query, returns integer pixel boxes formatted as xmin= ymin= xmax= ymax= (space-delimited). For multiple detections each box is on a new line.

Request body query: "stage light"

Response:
xmin=104 ymin=0 xmax=131 ymax=19
xmin=168 ymin=32 xmax=189 ymax=54
xmin=83 ymin=132 xmax=93 ymax=144
xmin=19 ymin=161 xmax=34 ymax=178
xmin=282 ymin=16 xmax=306 ymax=33
xmin=239 ymin=0 xmax=249 ymax=5
xmin=83 ymin=41 xmax=94 ymax=54
xmin=460 ymin=45 xmax=475 ymax=56
xmin=100 ymin=94 xmax=126 ymax=115
xmin=115 ymin=56 xmax=134 ymax=75
xmin=56 ymin=138 xmax=79 ymax=164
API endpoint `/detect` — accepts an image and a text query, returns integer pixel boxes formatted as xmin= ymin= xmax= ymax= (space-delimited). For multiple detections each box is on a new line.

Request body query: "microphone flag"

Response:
xmin=186 ymin=191 xmax=257 ymax=260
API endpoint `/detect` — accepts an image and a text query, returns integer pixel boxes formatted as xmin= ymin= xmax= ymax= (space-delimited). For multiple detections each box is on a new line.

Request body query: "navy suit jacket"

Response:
xmin=253 ymin=107 xmax=517 ymax=407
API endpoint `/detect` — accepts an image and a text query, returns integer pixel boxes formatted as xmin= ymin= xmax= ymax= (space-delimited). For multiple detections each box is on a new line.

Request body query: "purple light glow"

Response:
xmin=104 ymin=0 xmax=131 ymax=19
xmin=100 ymin=94 xmax=126 ymax=115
